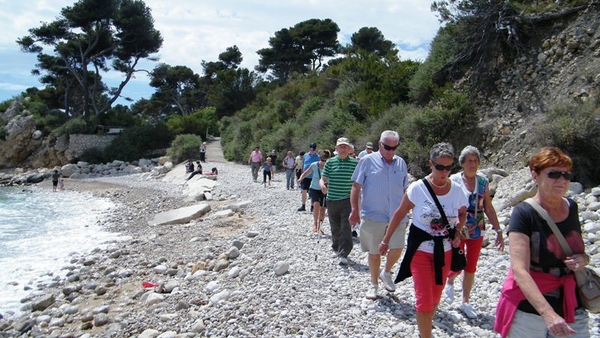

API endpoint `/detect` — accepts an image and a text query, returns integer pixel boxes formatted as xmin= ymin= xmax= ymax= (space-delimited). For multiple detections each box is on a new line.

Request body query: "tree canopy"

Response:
xmin=17 ymin=0 xmax=163 ymax=117
xmin=256 ymin=18 xmax=340 ymax=83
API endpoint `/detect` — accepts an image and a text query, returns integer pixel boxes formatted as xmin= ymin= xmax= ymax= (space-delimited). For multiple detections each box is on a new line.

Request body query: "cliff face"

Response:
xmin=472 ymin=3 xmax=600 ymax=171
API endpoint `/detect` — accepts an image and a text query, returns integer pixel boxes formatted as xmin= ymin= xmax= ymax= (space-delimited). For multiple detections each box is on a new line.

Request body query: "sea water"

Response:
xmin=0 ymin=186 xmax=126 ymax=317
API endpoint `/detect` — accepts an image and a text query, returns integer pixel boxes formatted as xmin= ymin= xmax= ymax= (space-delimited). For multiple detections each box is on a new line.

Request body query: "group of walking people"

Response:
xmin=248 ymin=133 xmax=592 ymax=337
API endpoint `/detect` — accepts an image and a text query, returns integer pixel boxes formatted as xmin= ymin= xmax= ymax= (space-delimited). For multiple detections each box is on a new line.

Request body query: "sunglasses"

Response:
xmin=433 ymin=162 xmax=453 ymax=171
xmin=381 ymin=143 xmax=398 ymax=151
xmin=547 ymin=171 xmax=573 ymax=180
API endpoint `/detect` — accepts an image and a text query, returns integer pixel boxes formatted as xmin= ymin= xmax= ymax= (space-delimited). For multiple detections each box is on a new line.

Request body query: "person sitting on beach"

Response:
xmin=185 ymin=159 xmax=195 ymax=173
xmin=186 ymin=161 xmax=203 ymax=180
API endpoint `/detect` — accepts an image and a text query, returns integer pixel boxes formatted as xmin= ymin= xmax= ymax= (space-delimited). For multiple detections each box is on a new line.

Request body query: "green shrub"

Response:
xmin=103 ymin=123 xmax=174 ymax=162
xmin=79 ymin=147 xmax=108 ymax=164
xmin=538 ymin=102 xmax=600 ymax=186
xmin=61 ymin=117 xmax=94 ymax=134
xmin=167 ymin=134 xmax=202 ymax=164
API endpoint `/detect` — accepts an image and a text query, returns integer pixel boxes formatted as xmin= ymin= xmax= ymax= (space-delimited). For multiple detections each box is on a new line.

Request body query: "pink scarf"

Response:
xmin=494 ymin=268 xmax=577 ymax=338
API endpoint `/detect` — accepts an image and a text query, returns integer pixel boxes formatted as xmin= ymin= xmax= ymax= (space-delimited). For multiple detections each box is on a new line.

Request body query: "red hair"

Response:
xmin=529 ymin=147 xmax=573 ymax=173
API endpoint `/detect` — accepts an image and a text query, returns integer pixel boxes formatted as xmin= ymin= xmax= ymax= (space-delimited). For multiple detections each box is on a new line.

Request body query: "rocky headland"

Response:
xmin=0 ymin=149 xmax=599 ymax=337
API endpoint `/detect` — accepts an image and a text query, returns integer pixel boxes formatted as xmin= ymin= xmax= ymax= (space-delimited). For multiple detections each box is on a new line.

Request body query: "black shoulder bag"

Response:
xmin=422 ymin=178 xmax=466 ymax=272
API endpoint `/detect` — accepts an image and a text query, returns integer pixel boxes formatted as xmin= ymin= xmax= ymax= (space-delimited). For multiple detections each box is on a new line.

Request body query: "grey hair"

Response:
xmin=380 ymin=130 xmax=399 ymax=143
xmin=429 ymin=142 xmax=455 ymax=161
xmin=458 ymin=145 xmax=481 ymax=165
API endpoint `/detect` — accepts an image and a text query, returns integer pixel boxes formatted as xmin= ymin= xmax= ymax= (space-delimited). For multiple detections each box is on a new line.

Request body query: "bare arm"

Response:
xmin=297 ymin=166 xmax=313 ymax=181
xmin=379 ymin=195 xmax=414 ymax=255
xmin=349 ymin=182 xmax=362 ymax=226
xmin=509 ymin=232 xmax=575 ymax=335
xmin=483 ymin=184 xmax=504 ymax=250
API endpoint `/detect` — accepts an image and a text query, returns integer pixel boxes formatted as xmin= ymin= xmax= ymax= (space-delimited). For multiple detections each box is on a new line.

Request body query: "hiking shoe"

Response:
xmin=443 ymin=283 xmax=454 ymax=304
xmin=297 ymin=205 xmax=306 ymax=212
xmin=379 ymin=271 xmax=396 ymax=292
xmin=338 ymin=257 xmax=348 ymax=266
xmin=366 ymin=284 xmax=378 ymax=300
xmin=460 ymin=303 xmax=477 ymax=319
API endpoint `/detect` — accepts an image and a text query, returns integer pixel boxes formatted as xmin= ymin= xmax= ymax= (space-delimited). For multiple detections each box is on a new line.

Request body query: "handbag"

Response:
xmin=525 ymin=198 xmax=600 ymax=313
xmin=422 ymin=178 xmax=466 ymax=272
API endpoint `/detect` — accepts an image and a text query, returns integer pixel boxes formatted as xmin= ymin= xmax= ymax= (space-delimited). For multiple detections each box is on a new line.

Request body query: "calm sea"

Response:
xmin=0 ymin=186 xmax=126 ymax=318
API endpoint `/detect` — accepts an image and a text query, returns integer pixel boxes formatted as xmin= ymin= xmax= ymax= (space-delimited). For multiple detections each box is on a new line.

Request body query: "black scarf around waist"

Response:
xmin=395 ymin=224 xmax=449 ymax=285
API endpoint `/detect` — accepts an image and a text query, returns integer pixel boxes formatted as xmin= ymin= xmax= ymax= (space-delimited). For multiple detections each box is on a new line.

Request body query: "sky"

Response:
xmin=0 ymin=0 xmax=442 ymax=106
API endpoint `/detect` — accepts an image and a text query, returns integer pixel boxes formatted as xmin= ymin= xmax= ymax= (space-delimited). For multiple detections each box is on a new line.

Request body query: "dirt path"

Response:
xmin=204 ymin=137 xmax=227 ymax=163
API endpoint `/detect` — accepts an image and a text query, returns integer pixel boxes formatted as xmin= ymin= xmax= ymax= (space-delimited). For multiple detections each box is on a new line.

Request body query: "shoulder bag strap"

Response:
xmin=524 ymin=198 xmax=573 ymax=256
xmin=422 ymin=178 xmax=451 ymax=235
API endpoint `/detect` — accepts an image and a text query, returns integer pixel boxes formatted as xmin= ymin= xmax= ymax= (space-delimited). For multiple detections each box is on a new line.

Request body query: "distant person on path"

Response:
xmin=282 ymin=151 xmax=297 ymax=190
xmin=443 ymin=145 xmax=504 ymax=318
xmin=270 ymin=150 xmax=278 ymax=179
xmin=357 ymin=141 xmax=374 ymax=160
xmin=248 ymin=146 xmax=263 ymax=182
xmin=186 ymin=161 xmax=203 ymax=180
xmin=298 ymin=149 xmax=331 ymax=233
xmin=261 ymin=157 xmax=274 ymax=187
xmin=494 ymin=147 xmax=590 ymax=338
xmin=298 ymin=143 xmax=320 ymax=212
xmin=350 ymin=130 xmax=409 ymax=299
xmin=379 ymin=142 xmax=467 ymax=338
xmin=320 ymin=138 xmax=358 ymax=265
xmin=295 ymin=151 xmax=305 ymax=182
xmin=52 ymin=170 xmax=60 ymax=192
xmin=199 ymin=142 xmax=207 ymax=162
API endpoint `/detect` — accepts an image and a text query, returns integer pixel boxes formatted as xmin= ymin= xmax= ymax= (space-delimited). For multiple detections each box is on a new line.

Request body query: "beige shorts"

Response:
xmin=359 ymin=218 xmax=407 ymax=254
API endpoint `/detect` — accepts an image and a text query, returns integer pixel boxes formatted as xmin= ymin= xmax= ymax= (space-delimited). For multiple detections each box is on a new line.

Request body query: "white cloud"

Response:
xmin=0 ymin=0 xmax=440 ymax=103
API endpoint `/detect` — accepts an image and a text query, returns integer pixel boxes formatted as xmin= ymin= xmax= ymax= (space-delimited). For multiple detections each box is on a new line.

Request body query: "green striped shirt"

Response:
xmin=322 ymin=156 xmax=358 ymax=201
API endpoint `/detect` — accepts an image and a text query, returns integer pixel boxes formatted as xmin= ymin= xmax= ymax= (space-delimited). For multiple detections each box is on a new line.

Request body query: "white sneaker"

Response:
xmin=443 ymin=283 xmax=454 ymax=304
xmin=366 ymin=284 xmax=378 ymax=300
xmin=379 ymin=271 xmax=396 ymax=292
xmin=338 ymin=257 xmax=348 ymax=265
xmin=460 ymin=302 xmax=477 ymax=319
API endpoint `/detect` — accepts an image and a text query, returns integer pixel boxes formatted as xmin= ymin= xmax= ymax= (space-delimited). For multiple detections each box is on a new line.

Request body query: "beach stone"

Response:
xmin=143 ymin=293 xmax=165 ymax=306
xmin=246 ymin=231 xmax=259 ymax=238
xmin=568 ymin=182 xmax=584 ymax=194
xmin=205 ymin=281 xmax=219 ymax=293
xmin=139 ymin=329 xmax=160 ymax=338
xmin=274 ymin=261 xmax=290 ymax=276
xmin=227 ymin=266 xmax=240 ymax=279
xmin=191 ymin=319 xmax=206 ymax=333
xmin=592 ymin=187 xmax=600 ymax=196
xmin=93 ymin=313 xmax=110 ymax=327
xmin=154 ymin=265 xmax=168 ymax=274
xmin=31 ymin=294 xmax=55 ymax=312
xmin=226 ymin=247 xmax=240 ymax=259
xmin=157 ymin=331 xmax=177 ymax=338
xmin=588 ymin=202 xmax=600 ymax=212
xmin=209 ymin=290 xmax=230 ymax=305
xmin=148 ymin=203 xmax=211 ymax=226
xmin=213 ymin=259 xmax=230 ymax=272
xmin=232 ymin=240 xmax=244 ymax=250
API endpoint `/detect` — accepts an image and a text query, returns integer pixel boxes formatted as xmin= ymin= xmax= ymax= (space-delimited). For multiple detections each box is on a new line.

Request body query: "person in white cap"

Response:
xmin=319 ymin=137 xmax=358 ymax=265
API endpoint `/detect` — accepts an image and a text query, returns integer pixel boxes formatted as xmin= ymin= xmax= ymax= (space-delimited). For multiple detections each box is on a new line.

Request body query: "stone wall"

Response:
xmin=68 ymin=134 xmax=117 ymax=158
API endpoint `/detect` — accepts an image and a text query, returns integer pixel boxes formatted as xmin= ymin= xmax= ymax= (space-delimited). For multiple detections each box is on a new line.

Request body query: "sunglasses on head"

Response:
xmin=381 ymin=143 xmax=398 ymax=151
xmin=547 ymin=171 xmax=573 ymax=180
xmin=433 ymin=162 xmax=453 ymax=171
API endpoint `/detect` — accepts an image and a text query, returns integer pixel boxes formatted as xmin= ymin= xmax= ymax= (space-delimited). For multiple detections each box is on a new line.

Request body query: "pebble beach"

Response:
xmin=1 ymin=145 xmax=600 ymax=337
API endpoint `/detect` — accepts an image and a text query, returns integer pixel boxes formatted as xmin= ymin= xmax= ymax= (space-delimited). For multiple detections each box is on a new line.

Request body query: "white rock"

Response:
xmin=205 ymin=281 xmax=219 ymax=293
xmin=274 ymin=261 xmax=290 ymax=276
xmin=209 ymin=290 xmax=230 ymax=305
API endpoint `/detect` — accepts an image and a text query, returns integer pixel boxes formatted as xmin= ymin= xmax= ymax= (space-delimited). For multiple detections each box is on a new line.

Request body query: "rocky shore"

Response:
xmin=1 ymin=158 xmax=599 ymax=338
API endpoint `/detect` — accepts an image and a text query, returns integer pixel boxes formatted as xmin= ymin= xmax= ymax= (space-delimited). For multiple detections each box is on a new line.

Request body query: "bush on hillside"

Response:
xmin=538 ymin=101 xmax=600 ymax=186
xmin=80 ymin=147 xmax=108 ymax=164
xmin=167 ymin=134 xmax=202 ymax=164
xmin=103 ymin=123 xmax=174 ymax=162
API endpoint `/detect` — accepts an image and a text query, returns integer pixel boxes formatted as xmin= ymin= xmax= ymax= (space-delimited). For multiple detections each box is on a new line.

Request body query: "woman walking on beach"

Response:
xmin=443 ymin=145 xmax=504 ymax=318
xmin=297 ymin=150 xmax=330 ymax=233
xmin=495 ymin=147 xmax=591 ymax=337
xmin=379 ymin=142 xmax=467 ymax=338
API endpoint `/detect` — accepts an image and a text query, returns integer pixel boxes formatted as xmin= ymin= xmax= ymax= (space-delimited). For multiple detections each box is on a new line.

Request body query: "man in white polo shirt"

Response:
xmin=350 ymin=130 xmax=409 ymax=300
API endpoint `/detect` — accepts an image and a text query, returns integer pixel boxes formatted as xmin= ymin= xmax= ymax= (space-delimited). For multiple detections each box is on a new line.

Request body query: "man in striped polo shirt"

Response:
xmin=319 ymin=137 xmax=358 ymax=265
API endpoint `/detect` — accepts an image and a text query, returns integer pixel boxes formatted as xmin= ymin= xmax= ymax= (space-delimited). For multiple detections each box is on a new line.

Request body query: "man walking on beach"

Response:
xmin=320 ymin=137 xmax=358 ymax=265
xmin=248 ymin=146 xmax=263 ymax=182
xmin=350 ymin=130 xmax=408 ymax=299
xmin=298 ymin=143 xmax=320 ymax=211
